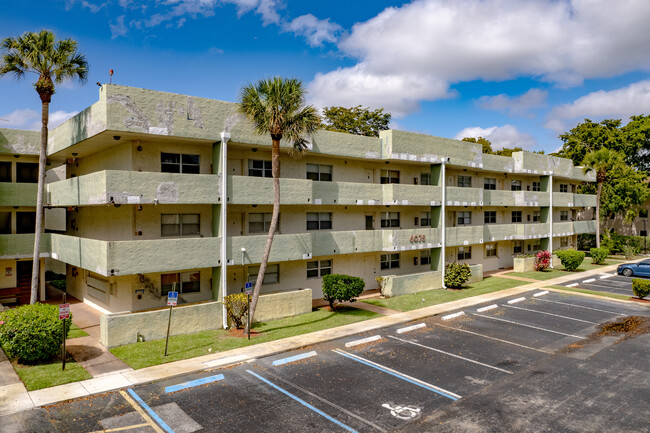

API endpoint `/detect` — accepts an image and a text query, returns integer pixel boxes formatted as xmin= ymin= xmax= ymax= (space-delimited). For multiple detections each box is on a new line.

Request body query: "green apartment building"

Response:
xmin=0 ymin=85 xmax=596 ymax=344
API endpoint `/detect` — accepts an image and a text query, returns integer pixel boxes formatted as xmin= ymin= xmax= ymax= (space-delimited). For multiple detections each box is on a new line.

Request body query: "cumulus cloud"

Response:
xmin=454 ymin=125 xmax=538 ymax=151
xmin=309 ymin=0 xmax=650 ymax=117
xmin=110 ymin=15 xmax=128 ymax=39
xmin=1 ymin=109 xmax=78 ymax=131
xmin=283 ymin=14 xmax=342 ymax=47
xmin=545 ymin=80 xmax=650 ymax=133
xmin=477 ymin=89 xmax=548 ymax=117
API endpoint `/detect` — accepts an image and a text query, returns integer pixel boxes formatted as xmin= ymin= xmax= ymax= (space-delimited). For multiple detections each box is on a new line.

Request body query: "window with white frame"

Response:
xmin=420 ymin=173 xmax=431 ymax=185
xmin=457 ymin=246 xmax=471 ymax=260
xmin=560 ymin=211 xmax=569 ymax=221
xmin=161 ymin=271 xmax=201 ymax=295
xmin=161 ymin=153 xmax=200 ymax=174
xmin=513 ymin=240 xmax=523 ymax=254
xmin=532 ymin=181 xmax=541 ymax=192
xmin=484 ymin=211 xmax=496 ymax=224
xmin=511 ymin=211 xmax=522 ymax=223
xmin=559 ymin=184 xmax=568 ymax=193
xmin=306 ymin=164 xmax=332 ymax=181
xmin=560 ymin=237 xmax=569 ymax=248
xmin=457 ymin=211 xmax=471 ymax=225
xmin=458 ymin=175 xmax=472 ymax=188
xmin=420 ymin=250 xmax=431 ymax=265
xmin=532 ymin=211 xmax=541 ymax=222
xmin=249 ymin=213 xmax=274 ymax=233
xmin=511 ymin=180 xmax=522 ymax=191
xmin=528 ymin=241 xmax=541 ymax=252
xmin=306 ymin=212 xmax=332 ymax=230
xmin=247 ymin=264 xmax=279 ymax=284
xmin=161 ymin=214 xmax=200 ymax=236
xmin=381 ymin=253 xmax=400 ymax=269
xmin=485 ymin=243 xmax=497 ymax=257
xmin=484 ymin=178 xmax=496 ymax=190
xmin=248 ymin=159 xmax=272 ymax=178
xmin=380 ymin=170 xmax=400 ymax=184
xmin=307 ymin=260 xmax=332 ymax=278
xmin=420 ymin=212 xmax=431 ymax=227
xmin=381 ymin=212 xmax=400 ymax=228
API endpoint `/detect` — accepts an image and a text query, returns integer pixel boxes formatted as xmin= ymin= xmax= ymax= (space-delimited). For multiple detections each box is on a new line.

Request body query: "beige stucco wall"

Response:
xmin=254 ymin=288 xmax=312 ymax=322
xmin=0 ymin=259 xmax=16 ymax=289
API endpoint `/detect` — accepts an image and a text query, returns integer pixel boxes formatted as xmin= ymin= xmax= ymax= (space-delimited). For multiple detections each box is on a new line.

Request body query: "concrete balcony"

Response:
xmin=553 ymin=193 xmax=597 ymax=208
xmin=0 ymin=233 xmax=50 ymax=259
xmin=0 ymin=183 xmax=37 ymax=207
xmin=571 ymin=220 xmax=597 ymax=234
xmin=47 ymin=170 xmax=220 ymax=206
xmin=482 ymin=223 xmax=549 ymax=242
xmin=227 ymin=175 xmax=441 ymax=206
xmin=446 ymin=187 xmax=549 ymax=207
xmin=445 ymin=225 xmax=485 ymax=246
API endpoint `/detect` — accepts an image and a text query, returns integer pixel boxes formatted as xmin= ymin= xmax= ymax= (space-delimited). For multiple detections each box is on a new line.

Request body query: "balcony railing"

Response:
xmin=0 ymin=233 xmax=50 ymax=259
xmin=446 ymin=187 xmax=549 ymax=207
xmin=0 ymin=183 xmax=38 ymax=207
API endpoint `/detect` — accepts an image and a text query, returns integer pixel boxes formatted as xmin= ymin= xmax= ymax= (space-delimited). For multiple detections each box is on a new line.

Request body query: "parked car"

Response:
xmin=617 ymin=260 xmax=650 ymax=277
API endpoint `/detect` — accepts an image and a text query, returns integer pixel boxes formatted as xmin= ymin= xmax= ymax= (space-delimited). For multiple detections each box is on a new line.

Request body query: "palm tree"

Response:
xmin=1 ymin=30 xmax=88 ymax=304
xmin=583 ymin=148 xmax=623 ymax=248
xmin=239 ymin=77 xmax=320 ymax=332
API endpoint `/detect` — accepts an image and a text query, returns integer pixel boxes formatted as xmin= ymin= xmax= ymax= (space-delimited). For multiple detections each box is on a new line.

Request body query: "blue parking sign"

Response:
xmin=167 ymin=291 xmax=178 ymax=306
xmin=245 ymin=282 xmax=253 ymax=295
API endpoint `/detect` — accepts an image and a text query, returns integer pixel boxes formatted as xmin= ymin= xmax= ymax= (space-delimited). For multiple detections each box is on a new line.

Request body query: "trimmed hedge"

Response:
xmin=444 ymin=262 xmax=471 ymax=289
xmin=632 ymin=279 xmax=650 ymax=299
xmin=555 ymin=249 xmax=585 ymax=272
xmin=590 ymin=247 xmax=609 ymax=265
xmin=224 ymin=293 xmax=249 ymax=329
xmin=322 ymin=274 xmax=365 ymax=309
xmin=0 ymin=303 xmax=71 ymax=364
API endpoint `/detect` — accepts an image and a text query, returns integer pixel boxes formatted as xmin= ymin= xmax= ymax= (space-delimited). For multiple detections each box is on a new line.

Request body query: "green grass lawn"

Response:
xmin=111 ymin=307 xmax=379 ymax=370
xmin=13 ymin=358 xmax=92 ymax=391
xmin=362 ymin=277 xmax=523 ymax=312
xmin=67 ymin=323 xmax=89 ymax=339
xmin=547 ymin=285 xmax=632 ymax=301
xmin=507 ymin=260 xmax=622 ymax=281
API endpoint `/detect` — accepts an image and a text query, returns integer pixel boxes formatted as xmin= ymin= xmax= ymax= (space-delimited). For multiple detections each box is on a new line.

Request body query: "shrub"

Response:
xmin=50 ymin=279 xmax=66 ymax=290
xmin=590 ymin=247 xmax=609 ymax=265
xmin=224 ymin=293 xmax=249 ymax=329
xmin=0 ymin=303 xmax=71 ymax=364
xmin=632 ymin=279 xmax=650 ymax=299
xmin=444 ymin=262 xmax=471 ymax=289
xmin=577 ymin=234 xmax=597 ymax=251
xmin=322 ymin=274 xmax=365 ymax=309
xmin=535 ymin=250 xmax=552 ymax=271
xmin=622 ymin=245 xmax=635 ymax=259
xmin=555 ymin=249 xmax=585 ymax=272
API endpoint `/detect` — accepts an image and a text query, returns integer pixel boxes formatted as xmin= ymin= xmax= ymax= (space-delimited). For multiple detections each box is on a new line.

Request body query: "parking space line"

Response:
xmin=583 ymin=278 xmax=596 ymax=283
xmin=345 ymin=335 xmax=381 ymax=347
xmin=535 ymin=298 xmax=623 ymax=315
xmin=577 ymin=282 xmax=632 ymax=293
xmin=567 ymin=283 xmax=580 ymax=287
xmin=502 ymin=304 xmax=598 ymax=324
xmin=442 ymin=311 xmax=465 ymax=320
xmin=472 ymin=313 xmax=586 ymax=339
xmin=396 ymin=323 xmax=426 ymax=334
xmin=476 ymin=304 xmax=498 ymax=313
xmin=164 ymin=374 xmax=225 ymax=393
xmin=332 ymin=349 xmax=461 ymax=401
xmin=387 ymin=335 xmax=513 ymax=374
xmin=433 ymin=323 xmax=550 ymax=353
xmin=507 ymin=297 xmax=526 ymax=304
xmin=246 ymin=370 xmax=359 ymax=433
xmin=533 ymin=291 xmax=549 ymax=297
xmin=272 ymin=351 xmax=318 ymax=366
xmin=123 ymin=389 xmax=173 ymax=433
xmin=599 ymin=274 xmax=615 ymax=279
xmin=89 ymin=423 xmax=151 ymax=433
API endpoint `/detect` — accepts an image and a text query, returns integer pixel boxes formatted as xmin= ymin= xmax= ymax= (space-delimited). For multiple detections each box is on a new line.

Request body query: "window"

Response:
xmin=457 ymin=246 xmax=471 ymax=260
xmin=380 ymin=170 xmax=400 ymax=184
xmin=511 ymin=180 xmax=522 ymax=191
xmin=529 ymin=241 xmax=541 ymax=252
xmin=248 ymin=159 xmax=272 ymax=178
xmin=560 ymin=237 xmax=569 ymax=248
xmin=511 ymin=211 xmax=522 ymax=223
xmin=532 ymin=211 xmax=541 ymax=222
xmin=559 ymin=184 xmax=568 ymax=193
xmin=16 ymin=163 xmax=38 ymax=183
xmin=247 ymin=264 xmax=279 ymax=284
xmin=420 ymin=212 xmax=431 ymax=227
xmin=484 ymin=178 xmax=496 ymax=190
xmin=532 ymin=181 xmax=541 ymax=192
xmin=161 ymin=214 xmax=200 ymax=236
xmin=161 ymin=153 xmax=200 ymax=174
xmin=420 ymin=173 xmax=431 ymax=185
xmin=381 ymin=212 xmax=400 ymax=228
xmin=457 ymin=211 xmax=471 ymax=226
xmin=161 ymin=271 xmax=201 ymax=295
xmin=307 ymin=212 xmax=332 ymax=230
xmin=457 ymin=175 xmax=472 ymax=188
xmin=560 ymin=211 xmax=569 ymax=221
xmin=306 ymin=164 xmax=332 ymax=181
xmin=420 ymin=250 xmax=431 ymax=265
xmin=485 ymin=243 xmax=497 ymax=257
xmin=16 ymin=212 xmax=35 ymax=234
xmin=484 ymin=211 xmax=496 ymax=224
xmin=0 ymin=212 xmax=10 ymax=234
xmin=307 ymin=260 xmax=332 ymax=278
xmin=249 ymin=213 xmax=273 ymax=233
xmin=640 ymin=209 xmax=649 ymax=218
xmin=513 ymin=240 xmax=523 ymax=254
xmin=0 ymin=162 xmax=10 ymax=182
xmin=381 ymin=253 xmax=400 ymax=270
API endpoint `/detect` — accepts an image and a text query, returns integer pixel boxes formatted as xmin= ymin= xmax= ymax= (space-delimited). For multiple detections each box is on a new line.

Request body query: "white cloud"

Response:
xmin=309 ymin=0 xmax=650 ymax=117
xmin=477 ymin=89 xmax=548 ymax=117
xmin=1 ymin=109 xmax=78 ymax=131
xmin=143 ymin=0 xmax=281 ymax=28
xmin=110 ymin=15 xmax=128 ymax=39
xmin=545 ymin=79 xmax=650 ymax=133
xmin=454 ymin=125 xmax=538 ymax=151
xmin=283 ymin=14 xmax=342 ymax=47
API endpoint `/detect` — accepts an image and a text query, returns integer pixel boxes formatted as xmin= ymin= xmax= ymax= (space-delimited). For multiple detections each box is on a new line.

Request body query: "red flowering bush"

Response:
xmin=535 ymin=250 xmax=551 ymax=271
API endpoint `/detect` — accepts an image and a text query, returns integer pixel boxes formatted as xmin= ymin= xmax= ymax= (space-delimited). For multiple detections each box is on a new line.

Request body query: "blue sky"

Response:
xmin=1 ymin=0 xmax=649 ymax=153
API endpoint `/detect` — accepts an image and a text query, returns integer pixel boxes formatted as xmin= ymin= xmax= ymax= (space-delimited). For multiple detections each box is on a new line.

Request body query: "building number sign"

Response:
xmin=409 ymin=234 xmax=426 ymax=243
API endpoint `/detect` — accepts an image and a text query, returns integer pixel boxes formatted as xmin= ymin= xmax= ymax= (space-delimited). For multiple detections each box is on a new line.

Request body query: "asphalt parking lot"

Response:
xmin=4 ymin=290 xmax=649 ymax=433
xmin=560 ymin=272 xmax=640 ymax=296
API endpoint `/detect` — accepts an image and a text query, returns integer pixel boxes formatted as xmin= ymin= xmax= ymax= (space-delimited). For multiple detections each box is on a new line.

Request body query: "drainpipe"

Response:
xmin=549 ymin=172 xmax=553 ymax=269
xmin=441 ymin=161 xmax=447 ymax=289
xmin=220 ymin=131 xmax=230 ymax=329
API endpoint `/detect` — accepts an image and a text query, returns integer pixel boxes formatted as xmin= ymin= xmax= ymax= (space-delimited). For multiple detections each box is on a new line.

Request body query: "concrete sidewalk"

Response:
xmin=0 ymin=259 xmax=645 ymax=417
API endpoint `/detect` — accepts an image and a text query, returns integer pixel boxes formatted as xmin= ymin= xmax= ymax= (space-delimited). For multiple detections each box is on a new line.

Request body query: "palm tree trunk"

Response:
xmin=30 ymin=100 xmax=48 ymax=304
xmin=246 ymin=139 xmax=280 ymax=333
xmin=595 ymin=181 xmax=602 ymax=248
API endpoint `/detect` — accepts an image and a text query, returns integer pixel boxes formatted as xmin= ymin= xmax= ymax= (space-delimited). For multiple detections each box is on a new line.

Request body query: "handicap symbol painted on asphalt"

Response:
xmin=382 ymin=403 xmax=422 ymax=420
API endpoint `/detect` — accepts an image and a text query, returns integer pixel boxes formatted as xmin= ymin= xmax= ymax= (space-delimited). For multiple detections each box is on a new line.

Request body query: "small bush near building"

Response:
xmin=578 ymin=234 xmax=597 ymax=251
xmin=535 ymin=251 xmax=552 ymax=271
xmin=445 ymin=262 xmax=471 ymax=289
xmin=322 ymin=274 xmax=365 ymax=309
xmin=621 ymin=245 xmax=635 ymax=259
xmin=590 ymin=247 xmax=610 ymax=265
xmin=632 ymin=279 xmax=650 ymax=299
xmin=555 ymin=249 xmax=585 ymax=272
xmin=224 ymin=293 xmax=249 ymax=329
xmin=0 ymin=303 xmax=71 ymax=364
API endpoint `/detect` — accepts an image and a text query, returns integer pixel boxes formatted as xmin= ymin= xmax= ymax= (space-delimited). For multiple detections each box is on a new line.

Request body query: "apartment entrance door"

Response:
xmin=16 ymin=261 xmax=32 ymax=304
xmin=364 ymin=256 xmax=376 ymax=287
xmin=365 ymin=214 xmax=374 ymax=230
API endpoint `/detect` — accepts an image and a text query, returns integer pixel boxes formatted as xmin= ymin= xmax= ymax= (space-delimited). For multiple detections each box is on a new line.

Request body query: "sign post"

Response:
xmin=164 ymin=283 xmax=178 ymax=357
xmin=245 ymin=282 xmax=253 ymax=340
xmin=59 ymin=294 xmax=70 ymax=371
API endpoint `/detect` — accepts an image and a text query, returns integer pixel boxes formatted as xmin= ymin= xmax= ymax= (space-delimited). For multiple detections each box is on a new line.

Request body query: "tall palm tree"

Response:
xmin=239 ymin=77 xmax=320 ymax=332
xmin=583 ymin=148 xmax=623 ymax=248
xmin=1 ymin=30 xmax=88 ymax=304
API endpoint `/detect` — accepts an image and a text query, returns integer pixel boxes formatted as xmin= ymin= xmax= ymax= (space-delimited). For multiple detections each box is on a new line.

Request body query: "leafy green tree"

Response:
xmin=1 ymin=30 xmax=87 ymax=304
xmin=321 ymin=105 xmax=391 ymax=137
xmin=494 ymin=147 xmax=524 ymax=157
xmin=462 ymin=136 xmax=493 ymax=154
xmin=239 ymin=77 xmax=320 ymax=332
xmin=621 ymin=114 xmax=650 ymax=173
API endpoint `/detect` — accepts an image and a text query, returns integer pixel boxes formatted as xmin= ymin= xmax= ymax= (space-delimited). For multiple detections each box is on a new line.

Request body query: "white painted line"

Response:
xmin=503 ymin=304 xmax=598 ymax=324
xmin=396 ymin=323 xmax=427 ymax=334
xmin=434 ymin=323 xmax=550 ymax=353
xmin=476 ymin=304 xmax=498 ymax=312
xmin=535 ymin=298 xmax=623 ymax=315
xmin=441 ymin=311 xmax=465 ymax=321
xmin=203 ymin=354 xmax=250 ymax=368
xmin=533 ymin=291 xmax=549 ymax=297
xmin=472 ymin=313 xmax=587 ymax=339
xmin=507 ymin=297 xmax=526 ymax=304
xmin=345 ymin=335 xmax=381 ymax=347
xmin=388 ymin=335 xmax=513 ymax=374
xmin=272 ymin=351 xmax=318 ymax=366
xmin=599 ymin=274 xmax=615 ymax=279
xmin=583 ymin=278 xmax=596 ymax=283
xmin=566 ymin=283 xmax=579 ymax=287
